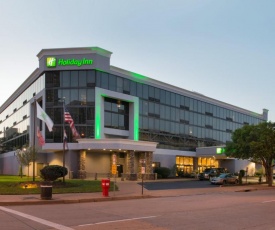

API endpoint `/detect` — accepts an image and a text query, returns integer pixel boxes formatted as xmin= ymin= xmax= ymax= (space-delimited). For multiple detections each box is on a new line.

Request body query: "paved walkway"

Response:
xmin=0 ymin=179 xmax=274 ymax=206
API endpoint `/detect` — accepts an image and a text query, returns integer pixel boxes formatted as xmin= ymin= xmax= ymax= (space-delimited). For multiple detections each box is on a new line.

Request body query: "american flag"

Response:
xmin=37 ymin=127 xmax=45 ymax=146
xmin=64 ymin=107 xmax=81 ymax=139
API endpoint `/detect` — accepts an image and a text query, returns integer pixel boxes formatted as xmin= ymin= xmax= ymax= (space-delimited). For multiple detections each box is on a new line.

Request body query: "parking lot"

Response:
xmin=141 ymin=177 xmax=261 ymax=191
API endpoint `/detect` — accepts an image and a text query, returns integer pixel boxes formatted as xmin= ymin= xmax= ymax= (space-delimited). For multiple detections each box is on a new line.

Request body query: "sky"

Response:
xmin=0 ymin=0 xmax=274 ymax=121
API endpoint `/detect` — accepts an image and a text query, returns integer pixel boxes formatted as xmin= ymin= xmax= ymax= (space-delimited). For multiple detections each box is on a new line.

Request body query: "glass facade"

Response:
xmin=45 ymin=71 xmax=95 ymax=142
xmin=176 ymin=156 xmax=194 ymax=175
xmin=198 ymin=157 xmax=219 ymax=173
xmin=93 ymin=70 xmax=264 ymax=151
xmin=0 ymin=68 xmax=266 ymax=153
xmin=0 ymin=75 xmax=45 ymax=152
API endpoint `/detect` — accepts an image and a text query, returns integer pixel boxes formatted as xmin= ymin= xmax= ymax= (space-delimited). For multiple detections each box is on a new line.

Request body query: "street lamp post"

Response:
xmin=61 ymin=97 xmax=66 ymax=183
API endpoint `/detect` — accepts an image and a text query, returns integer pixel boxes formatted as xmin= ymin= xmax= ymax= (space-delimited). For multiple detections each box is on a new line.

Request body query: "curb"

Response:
xmin=0 ymin=195 xmax=154 ymax=206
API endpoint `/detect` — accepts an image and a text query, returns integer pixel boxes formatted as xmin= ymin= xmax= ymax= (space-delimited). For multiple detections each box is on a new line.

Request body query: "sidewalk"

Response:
xmin=0 ymin=179 xmax=274 ymax=206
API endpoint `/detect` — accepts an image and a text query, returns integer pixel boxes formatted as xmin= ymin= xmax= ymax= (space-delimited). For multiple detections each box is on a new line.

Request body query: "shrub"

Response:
xmin=177 ymin=170 xmax=184 ymax=177
xmin=40 ymin=165 xmax=68 ymax=182
xmin=239 ymin=169 xmax=245 ymax=177
xmin=154 ymin=167 xmax=171 ymax=179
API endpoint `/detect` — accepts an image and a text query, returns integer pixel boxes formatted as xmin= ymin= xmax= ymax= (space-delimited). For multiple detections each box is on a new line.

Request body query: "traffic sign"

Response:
xmin=112 ymin=164 xmax=117 ymax=175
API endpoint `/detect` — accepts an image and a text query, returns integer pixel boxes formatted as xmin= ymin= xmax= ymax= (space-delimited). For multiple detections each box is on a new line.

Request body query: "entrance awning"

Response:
xmin=43 ymin=139 xmax=158 ymax=152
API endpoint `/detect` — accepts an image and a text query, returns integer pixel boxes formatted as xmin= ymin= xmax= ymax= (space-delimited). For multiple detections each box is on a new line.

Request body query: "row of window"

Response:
xmin=45 ymin=70 xmax=264 ymax=124
xmin=0 ymin=68 xmax=266 ymax=149
xmin=0 ymin=76 xmax=44 ymax=130
xmin=139 ymin=116 xmax=232 ymax=143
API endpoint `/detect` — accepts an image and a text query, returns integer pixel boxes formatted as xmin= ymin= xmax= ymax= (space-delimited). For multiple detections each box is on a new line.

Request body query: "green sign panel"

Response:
xmin=46 ymin=57 xmax=93 ymax=68
xmin=216 ymin=147 xmax=226 ymax=155
xmin=46 ymin=57 xmax=56 ymax=67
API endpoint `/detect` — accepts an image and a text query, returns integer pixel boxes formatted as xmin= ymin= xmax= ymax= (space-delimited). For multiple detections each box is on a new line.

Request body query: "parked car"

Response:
xmin=210 ymin=173 xmax=239 ymax=185
xmin=198 ymin=168 xmax=226 ymax=180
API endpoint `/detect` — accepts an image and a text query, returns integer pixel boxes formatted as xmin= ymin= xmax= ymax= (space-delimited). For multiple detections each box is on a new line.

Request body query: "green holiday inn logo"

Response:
xmin=46 ymin=57 xmax=56 ymax=67
xmin=46 ymin=57 xmax=93 ymax=68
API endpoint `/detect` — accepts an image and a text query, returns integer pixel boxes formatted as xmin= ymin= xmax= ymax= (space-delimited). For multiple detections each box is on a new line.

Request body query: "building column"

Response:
xmin=140 ymin=152 xmax=154 ymax=180
xmin=145 ymin=152 xmax=153 ymax=174
xmin=78 ymin=150 xmax=86 ymax=179
xmin=126 ymin=150 xmax=137 ymax=180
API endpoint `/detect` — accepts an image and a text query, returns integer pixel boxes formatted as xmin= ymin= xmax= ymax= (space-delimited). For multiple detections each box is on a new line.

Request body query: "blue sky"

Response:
xmin=0 ymin=0 xmax=274 ymax=121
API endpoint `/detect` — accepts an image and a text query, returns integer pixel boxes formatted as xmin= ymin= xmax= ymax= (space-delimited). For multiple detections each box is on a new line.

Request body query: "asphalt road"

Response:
xmin=0 ymin=182 xmax=274 ymax=229
xmin=140 ymin=179 xmax=213 ymax=190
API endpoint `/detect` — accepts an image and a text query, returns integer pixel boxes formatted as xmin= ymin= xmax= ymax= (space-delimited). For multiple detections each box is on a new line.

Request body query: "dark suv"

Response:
xmin=198 ymin=168 xmax=226 ymax=180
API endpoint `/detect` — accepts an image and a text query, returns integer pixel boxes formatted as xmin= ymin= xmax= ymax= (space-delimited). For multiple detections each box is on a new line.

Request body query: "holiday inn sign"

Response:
xmin=46 ymin=57 xmax=93 ymax=68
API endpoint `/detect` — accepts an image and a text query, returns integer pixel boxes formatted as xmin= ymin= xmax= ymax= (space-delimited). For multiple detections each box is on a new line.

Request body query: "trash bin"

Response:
xmin=40 ymin=185 xmax=52 ymax=200
xmin=101 ymin=179 xmax=110 ymax=197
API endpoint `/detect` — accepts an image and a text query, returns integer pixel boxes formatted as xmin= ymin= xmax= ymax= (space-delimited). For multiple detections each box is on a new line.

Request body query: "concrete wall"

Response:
xmin=234 ymin=160 xmax=256 ymax=176
xmin=85 ymin=152 xmax=110 ymax=174
xmin=219 ymin=159 xmax=236 ymax=173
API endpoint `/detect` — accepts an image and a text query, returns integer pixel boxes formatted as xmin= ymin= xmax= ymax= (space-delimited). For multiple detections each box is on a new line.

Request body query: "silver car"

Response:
xmin=210 ymin=173 xmax=239 ymax=185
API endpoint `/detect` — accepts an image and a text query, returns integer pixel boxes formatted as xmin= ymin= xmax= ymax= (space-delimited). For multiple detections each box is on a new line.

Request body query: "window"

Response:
xmin=109 ymin=74 xmax=116 ymax=91
xmin=104 ymin=97 xmax=129 ymax=130
xmin=136 ymin=83 xmax=143 ymax=97
xmin=142 ymin=85 xmax=148 ymax=99
xmin=87 ymin=89 xmax=95 ymax=105
xmin=117 ymin=77 xmax=123 ymax=93
xmin=130 ymin=81 xmax=136 ymax=96
xmin=79 ymin=71 xmax=87 ymax=87
xmin=149 ymin=86 xmax=154 ymax=101
xmin=87 ymin=70 xmax=96 ymax=87
xmin=170 ymin=93 xmax=176 ymax=106
xmin=165 ymin=91 xmax=170 ymax=105
xmin=71 ymin=71 xmax=79 ymax=87
xmin=70 ymin=89 xmax=78 ymax=105
xmin=160 ymin=89 xmax=166 ymax=104
xmin=79 ymin=89 xmax=86 ymax=105
xmin=101 ymin=72 xmax=109 ymax=89
xmin=59 ymin=71 xmax=70 ymax=87
xmin=123 ymin=79 xmax=130 ymax=94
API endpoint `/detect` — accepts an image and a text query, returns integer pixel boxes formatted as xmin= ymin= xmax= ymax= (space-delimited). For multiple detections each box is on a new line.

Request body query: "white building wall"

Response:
xmin=0 ymin=151 xmax=20 ymax=175
xmin=234 ymin=159 xmax=256 ymax=176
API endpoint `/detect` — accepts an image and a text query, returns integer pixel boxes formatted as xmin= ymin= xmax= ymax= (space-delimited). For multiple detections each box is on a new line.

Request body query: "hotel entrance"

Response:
xmin=116 ymin=164 xmax=123 ymax=177
xmin=197 ymin=157 xmax=219 ymax=173
xmin=175 ymin=156 xmax=194 ymax=177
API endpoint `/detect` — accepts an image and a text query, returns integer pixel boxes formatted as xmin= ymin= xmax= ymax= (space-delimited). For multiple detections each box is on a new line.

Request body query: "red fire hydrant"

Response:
xmin=101 ymin=179 xmax=110 ymax=197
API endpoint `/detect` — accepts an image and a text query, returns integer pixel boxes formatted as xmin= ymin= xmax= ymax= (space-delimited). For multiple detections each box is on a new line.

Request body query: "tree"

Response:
xmin=15 ymin=149 xmax=25 ymax=178
xmin=15 ymin=146 xmax=38 ymax=180
xmin=225 ymin=122 xmax=275 ymax=187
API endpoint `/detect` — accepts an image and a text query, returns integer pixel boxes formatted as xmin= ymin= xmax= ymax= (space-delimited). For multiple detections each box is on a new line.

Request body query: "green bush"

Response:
xmin=154 ymin=167 xmax=171 ymax=179
xmin=177 ymin=170 xmax=184 ymax=177
xmin=40 ymin=165 xmax=68 ymax=182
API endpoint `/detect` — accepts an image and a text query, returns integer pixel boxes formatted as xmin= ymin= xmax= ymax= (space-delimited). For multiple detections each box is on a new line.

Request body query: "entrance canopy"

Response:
xmin=43 ymin=139 xmax=158 ymax=152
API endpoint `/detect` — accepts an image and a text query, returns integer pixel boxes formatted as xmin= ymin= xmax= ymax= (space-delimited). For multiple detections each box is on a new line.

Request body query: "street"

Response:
xmin=0 ymin=186 xmax=275 ymax=230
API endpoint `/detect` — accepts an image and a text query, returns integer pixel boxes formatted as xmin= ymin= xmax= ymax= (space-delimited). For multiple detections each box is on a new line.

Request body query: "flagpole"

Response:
xmin=62 ymin=97 xmax=65 ymax=183
xmin=33 ymin=98 xmax=36 ymax=182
